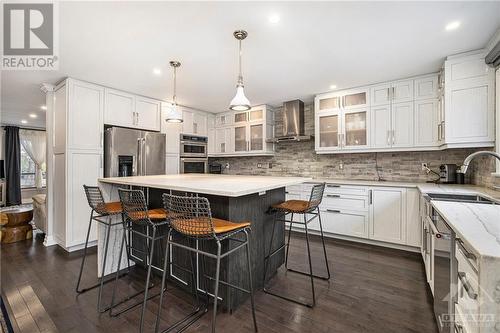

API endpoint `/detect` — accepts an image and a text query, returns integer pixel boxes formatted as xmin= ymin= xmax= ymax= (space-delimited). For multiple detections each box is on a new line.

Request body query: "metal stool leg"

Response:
xmin=75 ymin=211 xmax=94 ymax=293
xmin=244 ymin=230 xmax=258 ymax=332
xmin=303 ymin=214 xmax=316 ymax=307
xmin=317 ymin=208 xmax=331 ymax=280
xmin=139 ymin=226 xmax=156 ymax=333
xmin=284 ymin=212 xmax=293 ymax=269
xmin=211 ymin=241 xmax=222 ymax=333
xmin=155 ymin=229 xmax=171 ymax=333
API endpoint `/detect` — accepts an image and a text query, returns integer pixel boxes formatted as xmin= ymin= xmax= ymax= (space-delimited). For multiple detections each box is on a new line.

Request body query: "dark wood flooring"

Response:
xmin=1 ymin=232 xmax=438 ymax=333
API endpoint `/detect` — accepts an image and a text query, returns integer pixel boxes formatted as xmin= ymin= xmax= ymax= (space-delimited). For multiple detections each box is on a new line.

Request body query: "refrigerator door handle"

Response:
xmin=137 ymin=138 xmax=143 ymax=176
xmin=142 ymin=138 xmax=146 ymax=175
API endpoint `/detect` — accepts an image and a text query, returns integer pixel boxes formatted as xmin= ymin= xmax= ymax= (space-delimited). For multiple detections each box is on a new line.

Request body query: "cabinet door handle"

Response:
xmin=458 ymin=272 xmax=478 ymax=300
xmin=326 ymin=209 xmax=341 ymax=213
xmin=368 ymin=190 xmax=373 ymax=205
xmin=342 ymin=133 xmax=346 ymax=147
xmin=327 ymin=184 xmax=340 ymax=188
xmin=387 ymin=87 xmax=391 ymax=101
xmin=387 ymin=130 xmax=391 ymax=146
xmin=392 ymin=130 xmax=395 ymax=145
xmin=441 ymin=121 xmax=445 ymax=139
xmin=457 ymin=239 xmax=477 ymax=261
xmin=392 ymin=87 xmax=395 ymax=99
xmin=337 ymin=133 xmax=341 ymax=147
xmin=326 ymin=194 xmax=340 ymax=198
xmin=438 ymin=123 xmax=442 ymax=140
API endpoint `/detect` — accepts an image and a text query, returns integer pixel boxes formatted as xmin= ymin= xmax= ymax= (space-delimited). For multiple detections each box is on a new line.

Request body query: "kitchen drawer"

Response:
xmin=456 ymin=243 xmax=480 ymax=330
xmin=321 ymin=193 xmax=368 ymax=211
xmin=324 ymin=184 xmax=368 ymax=197
xmin=320 ymin=208 xmax=369 ymax=238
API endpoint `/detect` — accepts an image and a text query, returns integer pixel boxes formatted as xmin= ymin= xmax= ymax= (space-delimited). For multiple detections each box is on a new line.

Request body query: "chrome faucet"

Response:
xmin=459 ymin=151 xmax=500 ymax=174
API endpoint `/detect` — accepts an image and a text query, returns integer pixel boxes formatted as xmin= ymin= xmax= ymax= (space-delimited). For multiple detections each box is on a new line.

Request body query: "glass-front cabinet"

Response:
xmin=317 ymin=113 xmax=340 ymax=149
xmin=343 ymin=109 xmax=368 ymax=148
xmin=234 ymin=126 xmax=247 ymax=152
xmin=250 ymin=124 xmax=263 ymax=150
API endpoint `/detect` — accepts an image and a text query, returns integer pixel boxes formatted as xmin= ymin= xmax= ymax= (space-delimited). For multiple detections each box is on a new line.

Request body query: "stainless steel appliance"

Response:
xmin=179 ymin=134 xmax=208 ymax=173
xmin=271 ymin=99 xmax=312 ymax=142
xmin=439 ymin=164 xmax=457 ymax=183
xmin=180 ymin=134 xmax=208 ymax=158
xmin=104 ymin=127 xmax=166 ymax=177
xmin=422 ymin=193 xmax=457 ymax=333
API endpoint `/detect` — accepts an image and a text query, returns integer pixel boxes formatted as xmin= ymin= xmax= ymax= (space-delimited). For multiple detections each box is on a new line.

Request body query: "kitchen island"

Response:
xmin=97 ymin=174 xmax=310 ymax=310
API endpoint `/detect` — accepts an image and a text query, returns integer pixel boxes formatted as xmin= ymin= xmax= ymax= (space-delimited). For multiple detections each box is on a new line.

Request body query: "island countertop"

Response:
xmin=98 ymin=174 xmax=311 ymax=197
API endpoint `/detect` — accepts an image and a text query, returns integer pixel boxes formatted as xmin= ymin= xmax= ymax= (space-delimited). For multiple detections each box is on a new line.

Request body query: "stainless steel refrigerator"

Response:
xmin=104 ymin=127 xmax=166 ymax=177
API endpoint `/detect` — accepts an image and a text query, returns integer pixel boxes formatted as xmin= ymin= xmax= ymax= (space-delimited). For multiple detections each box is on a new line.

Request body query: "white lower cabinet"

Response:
xmin=285 ymin=183 xmax=420 ymax=249
xmin=321 ymin=208 xmax=369 ymax=238
xmin=165 ymin=153 xmax=179 ymax=174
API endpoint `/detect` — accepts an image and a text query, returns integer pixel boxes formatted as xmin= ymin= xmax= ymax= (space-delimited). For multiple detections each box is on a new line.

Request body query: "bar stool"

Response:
xmin=77 ymin=185 xmax=130 ymax=313
xmin=109 ymin=188 xmax=169 ymax=333
xmin=263 ymin=182 xmax=330 ymax=308
xmin=155 ymin=194 xmax=258 ymax=333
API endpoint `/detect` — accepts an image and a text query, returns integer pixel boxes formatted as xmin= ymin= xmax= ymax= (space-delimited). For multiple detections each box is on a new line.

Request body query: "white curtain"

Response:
xmin=19 ymin=129 xmax=46 ymax=188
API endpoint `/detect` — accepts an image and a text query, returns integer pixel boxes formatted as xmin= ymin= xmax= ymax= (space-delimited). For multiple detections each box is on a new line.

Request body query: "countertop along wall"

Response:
xmin=209 ymin=104 xmax=500 ymax=190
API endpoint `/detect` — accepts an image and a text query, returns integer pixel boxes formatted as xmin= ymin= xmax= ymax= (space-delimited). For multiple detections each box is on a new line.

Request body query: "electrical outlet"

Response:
xmin=339 ymin=163 xmax=344 ymax=170
xmin=268 ymin=162 xmax=273 ymax=169
xmin=257 ymin=163 xmax=262 ymax=168
xmin=225 ymin=163 xmax=230 ymax=169
xmin=421 ymin=163 xmax=428 ymax=171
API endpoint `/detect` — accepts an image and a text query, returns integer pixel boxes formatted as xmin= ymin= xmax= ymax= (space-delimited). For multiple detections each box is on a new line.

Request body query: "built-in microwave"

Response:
xmin=180 ymin=134 xmax=208 ymax=158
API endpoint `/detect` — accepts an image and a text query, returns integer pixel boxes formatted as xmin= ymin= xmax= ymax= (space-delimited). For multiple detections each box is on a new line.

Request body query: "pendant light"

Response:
xmin=229 ymin=30 xmax=251 ymax=111
xmin=165 ymin=60 xmax=183 ymax=123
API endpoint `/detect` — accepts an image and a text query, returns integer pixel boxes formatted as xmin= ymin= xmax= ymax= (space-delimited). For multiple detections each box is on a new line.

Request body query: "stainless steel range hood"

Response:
xmin=271 ymin=99 xmax=312 ymax=142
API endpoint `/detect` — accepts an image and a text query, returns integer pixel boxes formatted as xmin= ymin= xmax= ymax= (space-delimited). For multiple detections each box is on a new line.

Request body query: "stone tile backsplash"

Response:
xmin=209 ymin=103 xmax=500 ymax=190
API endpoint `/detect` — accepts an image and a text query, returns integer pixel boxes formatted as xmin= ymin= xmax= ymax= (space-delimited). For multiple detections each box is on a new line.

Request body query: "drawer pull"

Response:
xmin=457 ymin=239 xmax=477 ymax=261
xmin=326 ymin=194 xmax=341 ymax=198
xmin=458 ymin=272 xmax=478 ymax=300
xmin=327 ymin=184 xmax=340 ymax=188
xmin=326 ymin=209 xmax=341 ymax=213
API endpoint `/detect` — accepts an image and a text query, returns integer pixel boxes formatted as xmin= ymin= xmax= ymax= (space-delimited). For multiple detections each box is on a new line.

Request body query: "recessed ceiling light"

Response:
xmin=445 ymin=21 xmax=461 ymax=31
xmin=330 ymin=85 xmax=337 ymax=90
xmin=29 ymin=113 xmax=37 ymax=118
xmin=268 ymin=14 xmax=280 ymax=24
xmin=40 ymin=105 xmax=47 ymax=110
xmin=153 ymin=68 xmax=162 ymax=76
xmin=21 ymin=120 xmax=28 ymax=124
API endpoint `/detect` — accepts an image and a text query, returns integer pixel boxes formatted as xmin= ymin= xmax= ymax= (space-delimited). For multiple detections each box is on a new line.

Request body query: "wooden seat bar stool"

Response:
xmin=109 ymin=188 xmax=171 ymax=333
xmin=263 ymin=182 xmax=331 ymax=308
xmin=155 ymin=194 xmax=258 ymax=333
xmin=77 ymin=185 xmax=133 ymax=313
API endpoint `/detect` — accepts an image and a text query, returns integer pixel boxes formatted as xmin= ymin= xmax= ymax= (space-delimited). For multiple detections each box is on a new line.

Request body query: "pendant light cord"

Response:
xmin=238 ymin=39 xmax=243 ymax=85
xmin=172 ymin=66 xmax=177 ymax=104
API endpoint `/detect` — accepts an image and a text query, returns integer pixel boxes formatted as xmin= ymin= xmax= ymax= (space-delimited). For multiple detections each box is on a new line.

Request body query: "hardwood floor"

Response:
xmin=1 ymin=232 xmax=438 ymax=333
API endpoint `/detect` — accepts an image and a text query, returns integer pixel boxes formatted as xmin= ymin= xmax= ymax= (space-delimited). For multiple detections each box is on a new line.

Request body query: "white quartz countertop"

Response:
xmin=309 ymin=178 xmax=422 ymax=188
xmin=432 ymin=201 xmax=500 ymax=259
xmin=98 ymin=174 xmax=311 ymax=197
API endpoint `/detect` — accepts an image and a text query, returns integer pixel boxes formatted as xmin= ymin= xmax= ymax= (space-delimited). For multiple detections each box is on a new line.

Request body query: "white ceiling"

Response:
xmin=2 ymin=1 xmax=500 ymax=128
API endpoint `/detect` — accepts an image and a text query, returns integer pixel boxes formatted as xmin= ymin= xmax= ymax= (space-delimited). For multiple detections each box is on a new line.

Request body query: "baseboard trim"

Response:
xmin=43 ymin=235 xmax=58 ymax=247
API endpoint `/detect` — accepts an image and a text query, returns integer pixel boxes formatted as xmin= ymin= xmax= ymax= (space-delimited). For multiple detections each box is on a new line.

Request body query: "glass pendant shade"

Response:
xmin=165 ymin=103 xmax=183 ymax=123
xmin=229 ymin=85 xmax=251 ymax=111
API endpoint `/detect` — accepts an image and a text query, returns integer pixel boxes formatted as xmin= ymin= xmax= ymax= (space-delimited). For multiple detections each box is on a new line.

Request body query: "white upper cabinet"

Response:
xmin=391 ymin=102 xmax=414 ymax=148
xmin=104 ymin=88 xmax=162 ymax=131
xmin=443 ymin=52 xmax=495 ymax=147
xmin=370 ymin=105 xmax=392 ymax=148
xmin=392 ymin=79 xmax=414 ymax=103
xmin=370 ymin=83 xmax=392 ymax=106
xmin=414 ymin=99 xmax=439 ymax=147
xmin=316 ymin=111 xmax=341 ymax=151
xmin=104 ymin=88 xmax=135 ymax=128
xmin=135 ymin=96 xmax=161 ymax=131
xmin=68 ymin=79 xmax=104 ymax=151
xmin=414 ymin=75 xmax=438 ymax=100
xmin=209 ymin=105 xmax=274 ymax=156
xmin=182 ymin=108 xmax=208 ymax=136
xmin=341 ymin=88 xmax=369 ymax=110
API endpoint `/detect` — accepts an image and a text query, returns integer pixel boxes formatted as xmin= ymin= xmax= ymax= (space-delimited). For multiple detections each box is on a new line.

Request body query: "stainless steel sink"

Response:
xmin=425 ymin=192 xmax=499 ymax=204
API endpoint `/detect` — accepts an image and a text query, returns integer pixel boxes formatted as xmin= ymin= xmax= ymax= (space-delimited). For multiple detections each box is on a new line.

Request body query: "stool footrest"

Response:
xmin=285 ymin=267 xmax=331 ymax=281
xmin=262 ymin=288 xmax=313 ymax=308
xmin=108 ymin=283 xmax=157 ymax=316
xmin=76 ymin=271 xmax=128 ymax=294
xmin=201 ymin=274 xmax=251 ymax=295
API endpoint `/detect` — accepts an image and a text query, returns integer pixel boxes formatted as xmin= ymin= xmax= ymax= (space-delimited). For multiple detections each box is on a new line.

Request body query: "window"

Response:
xmin=20 ymin=145 xmax=46 ymax=188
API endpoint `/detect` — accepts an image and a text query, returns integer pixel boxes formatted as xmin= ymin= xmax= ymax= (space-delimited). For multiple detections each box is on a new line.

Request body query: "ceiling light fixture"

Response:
xmin=445 ymin=21 xmax=461 ymax=31
xmin=229 ymin=30 xmax=251 ymax=111
xmin=21 ymin=120 xmax=27 ymax=124
xmin=40 ymin=105 xmax=47 ymax=110
xmin=29 ymin=113 xmax=37 ymax=118
xmin=269 ymin=14 xmax=280 ymax=24
xmin=153 ymin=68 xmax=162 ymax=76
xmin=165 ymin=61 xmax=183 ymax=123
xmin=330 ymin=85 xmax=337 ymax=90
